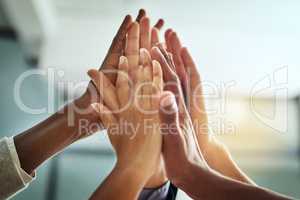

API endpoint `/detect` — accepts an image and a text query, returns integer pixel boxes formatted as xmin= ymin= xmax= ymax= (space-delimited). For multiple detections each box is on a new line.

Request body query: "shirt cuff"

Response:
xmin=7 ymin=137 xmax=35 ymax=185
xmin=139 ymin=181 xmax=170 ymax=200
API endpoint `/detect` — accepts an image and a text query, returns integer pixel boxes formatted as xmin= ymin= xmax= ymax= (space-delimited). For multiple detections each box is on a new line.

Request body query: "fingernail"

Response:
xmin=87 ymin=70 xmax=93 ymax=77
xmin=140 ymin=48 xmax=147 ymax=64
xmin=140 ymin=48 xmax=147 ymax=55
xmin=152 ymin=60 xmax=158 ymax=67
xmin=87 ymin=69 xmax=98 ymax=79
xmin=152 ymin=60 xmax=160 ymax=73
xmin=119 ymin=56 xmax=126 ymax=65
xmin=91 ymin=103 xmax=100 ymax=113
xmin=151 ymin=46 xmax=159 ymax=52
xmin=160 ymin=93 xmax=177 ymax=111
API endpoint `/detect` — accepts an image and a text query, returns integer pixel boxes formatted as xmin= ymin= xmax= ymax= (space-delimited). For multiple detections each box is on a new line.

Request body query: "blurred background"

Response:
xmin=0 ymin=0 xmax=299 ymax=199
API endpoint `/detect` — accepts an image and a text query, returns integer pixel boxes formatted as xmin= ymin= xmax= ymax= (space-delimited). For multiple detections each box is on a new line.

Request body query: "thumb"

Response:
xmin=159 ymin=91 xmax=179 ymax=130
xmin=159 ymin=91 xmax=189 ymax=180
xmin=159 ymin=91 xmax=183 ymax=148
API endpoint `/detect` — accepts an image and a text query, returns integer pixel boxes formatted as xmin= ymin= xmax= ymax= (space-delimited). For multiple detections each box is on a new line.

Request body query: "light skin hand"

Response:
xmin=159 ymin=92 xmax=293 ymax=200
xmin=164 ymin=31 xmax=255 ymax=184
xmin=72 ymin=11 xmax=167 ymax=190
xmin=76 ymin=9 xmax=164 ymax=136
xmin=150 ymin=46 xmax=209 ymax=183
xmin=89 ymin=164 xmax=148 ymax=200
xmin=120 ymin=14 xmax=168 ymax=188
xmin=155 ymin=30 xmax=292 ymax=199
xmin=159 ymin=92 xmax=207 ymax=187
xmin=89 ymin=50 xmax=167 ymax=186
xmin=88 ymin=55 xmax=165 ymax=199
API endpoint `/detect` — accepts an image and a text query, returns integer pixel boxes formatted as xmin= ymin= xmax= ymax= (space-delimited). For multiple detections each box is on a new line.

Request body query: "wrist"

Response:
xmin=174 ymin=160 xmax=207 ymax=187
xmin=174 ymin=162 xmax=212 ymax=199
xmin=114 ymin=162 xmax=148 ymax=186
xmin=144 ymin=157 xmax=168 ymax=188
xmin=116 ymin=148 xmax=154 ymax=175
xmin=173 ymin=161 xmax=195 ymax=188
xmin=65 ymin=94 xmax=101 ymax=140
xmin=90 ymin=161 xmax=148 ymax=200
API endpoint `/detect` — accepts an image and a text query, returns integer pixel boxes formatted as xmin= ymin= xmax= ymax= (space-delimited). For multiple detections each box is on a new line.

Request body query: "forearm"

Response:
xmin=179 ymin=163 xmax=292 ymax=200
xmin=89 ymin=165 xmax=147 ymax=200
xmin=204 ymin=138 xmax=255 ymax=185
xmin=144 ymin=156 xmax=168 ymax=188
xmin=14 ymin=95 xmax=99 ymax=174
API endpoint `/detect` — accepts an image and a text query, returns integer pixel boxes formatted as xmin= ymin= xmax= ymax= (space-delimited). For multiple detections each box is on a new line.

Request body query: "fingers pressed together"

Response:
xmin=89 ymin=9 xmax=211 ymax=194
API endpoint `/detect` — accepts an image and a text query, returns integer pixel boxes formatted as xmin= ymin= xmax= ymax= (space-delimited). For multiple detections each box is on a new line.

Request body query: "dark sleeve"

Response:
xmin=139 ymin=181 xmax=176 ymax=200
xmin=138 ymin=181 xmax=177 ymax=200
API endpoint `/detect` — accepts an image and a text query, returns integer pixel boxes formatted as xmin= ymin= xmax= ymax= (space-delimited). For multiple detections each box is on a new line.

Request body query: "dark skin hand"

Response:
xmin=14 ymin=9 xmax=164 ymax=175
xmin=13 ymin=13 xmax=132 ymax=175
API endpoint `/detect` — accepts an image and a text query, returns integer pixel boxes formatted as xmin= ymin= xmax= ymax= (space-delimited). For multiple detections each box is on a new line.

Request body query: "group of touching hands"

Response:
xmin=13 ymin=9 xmax=293 ymax=200
xmin=80 ymin=9 xmax=265 ymax=199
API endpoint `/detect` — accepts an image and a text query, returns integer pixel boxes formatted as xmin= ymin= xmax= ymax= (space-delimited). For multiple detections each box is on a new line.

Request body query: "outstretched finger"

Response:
xmin=91 ymin=103 xmax=117 ymax=130
xmin=88 ymin=70 xmax=119 ymax=112
xmin=116 ymin=56 xmax=131 ymax=108
xmin=140 ymin=17 xmax=151 ymax=50
xmin=159 ymin=92 xmax=184 ymax=152
xmin=164 ymin=29 xmax=173 ymax=52
xmin=181 ymin=47 xmax=207 ymax=121
xmin=125 ymin=22 xmax=140 ymax=69
xmin=150 ymin=47 xmax=177 ymax=83
xmin=180 ymin=47 xmax=201 ymax=90
xmin=100 ymin=15 xmax=132 ymax=82
xmin=168 ymin=32 xmax=188 ymax=97
xmin=150 ymin=46 xmax=188 ymax=124
xmin=134 ymin=65 xmax=144 ymax=109
xmin=154 ymin=19 xmax=164 ymax=30
xmin=136 ymin=9 xmax=146 ymax=22
xmin=139 ymin=48 xmax=152 ymax=66
xmin=152 ymin=60 xmax=163 ymax=94
xmin=141 ymin=63 xmax=152 ymax=111
xmin=152 ymin=60 xmax=163 ymax=109
xmin=151 ymin=27 xmax=160 ymax=47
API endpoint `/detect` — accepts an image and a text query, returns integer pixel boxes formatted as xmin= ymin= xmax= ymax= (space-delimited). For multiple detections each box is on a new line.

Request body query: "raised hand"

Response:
xmin=164 ymin=31 xmax=255 ymax=184
xmin=125 ymin=12 xmax=163 ymax=76
xmin=150 ymin=47 xmax=208 ymax=182
xmin=73 ymin=9 xmax=164 ymax=140
xmin=99 ymin=9 xmax=163 ymax=82
xmin=88 ymin=50 xmax=167 ymax=199
xmin=113 ymin=13 xmax=168 ymax=188
xmin=159 ymin=91 xmax=208 ymax=186
xmin=159 ymin=91 xmax=293 ymax=200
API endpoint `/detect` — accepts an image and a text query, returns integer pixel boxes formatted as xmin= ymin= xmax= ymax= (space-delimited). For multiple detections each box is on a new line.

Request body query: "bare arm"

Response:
xmin=88 ymin=51 xmax=165 ymax=199
xmin=158 ymin=91 xmax=294 ymax=200
xmin=13 ymin=14 xmax=133 ymax=175
xmin=89 ymin=165 xmax=147 ymax=200
xmin=161 ymin=33 xmax=255 ymax=184
xmin=14 ymin=96 xmax=98 ymax=174
xmin=180 ymin=163 xmax=292 ymax=200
